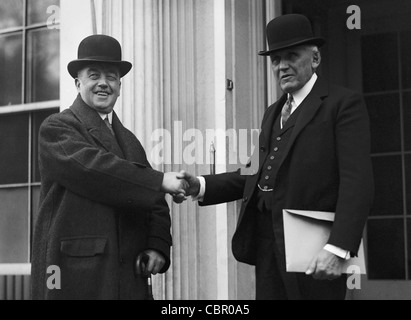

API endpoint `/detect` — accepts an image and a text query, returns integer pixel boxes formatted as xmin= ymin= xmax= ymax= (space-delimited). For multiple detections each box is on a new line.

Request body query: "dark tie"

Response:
xmin=281 ymin=95 xmax=293 ymax=128
xmin=104 ymin=116 xmax=115 ymax=136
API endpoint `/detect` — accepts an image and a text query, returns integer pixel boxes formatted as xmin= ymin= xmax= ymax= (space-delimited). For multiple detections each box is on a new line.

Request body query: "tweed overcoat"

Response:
xmin=31 ymin=95 xmax=172 ymax=300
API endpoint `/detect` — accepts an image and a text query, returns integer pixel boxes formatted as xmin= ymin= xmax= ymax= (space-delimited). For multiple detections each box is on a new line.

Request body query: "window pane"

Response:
xmin=401 ymin=30 xmax=411 ymax=89
xmin=0 ymin=188 xmax=29 ymax=263
xmin=0 ymin=33 xmax=23 ymax=106
xmin=366 ymin=94 xmax=401 ymax=154
xmin=404 ymin=92 xmax=411 ymax=152
xmin=371 ymin=156 xmax=403 ymax=216
xmin=28 ymin=0 xmax=60 ymax=26
xmin=31 ymin=186 xmax=41 ymax=252
xmin=32 ymin=108 xmax=59 ymax=182
xmin=406 ymin=155 xmax=411 ymax=216
xmin=362 ymin=33 xmax=399 ymax=93
xmin=0 ymin=0 xmax=24 ymax=29
xmin=26 ymin=28 xmax=60 ymax=103
xmin=0 ymin=113 xmax=29 ymax=184
xmin=408 ymin=219 xmax=411 ymax=276
xmin=367 ymin=218 xmax=405 ymax=280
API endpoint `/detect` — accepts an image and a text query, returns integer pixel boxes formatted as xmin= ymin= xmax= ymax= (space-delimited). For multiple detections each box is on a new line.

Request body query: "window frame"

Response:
xmin=0 ymin=0 xmax=60 ymax=275
xmin=363 ymin=30 xmax=411 ymax=280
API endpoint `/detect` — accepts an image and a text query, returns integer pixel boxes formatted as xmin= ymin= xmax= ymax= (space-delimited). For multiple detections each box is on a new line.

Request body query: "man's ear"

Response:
xmin=75 ymin=78 xmax=81 ymax=92
xmin=118 ymin=81 xmax=121 ymax=97
xmin=312 ymin=50 xmax=321 ymax=69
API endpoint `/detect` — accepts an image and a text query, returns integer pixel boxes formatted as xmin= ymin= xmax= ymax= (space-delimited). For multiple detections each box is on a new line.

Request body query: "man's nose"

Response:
xmin=279 ymin=60 xmax=289 ymax=71
xmin=97 ymin=78 xmax=109 ymax=88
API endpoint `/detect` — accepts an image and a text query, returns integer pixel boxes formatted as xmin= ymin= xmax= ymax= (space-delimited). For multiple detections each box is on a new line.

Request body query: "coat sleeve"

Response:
xmin=328 ymin=91 xmax=374 ymax=255
xmin=200 ymin=170 xmax=246 ymax=206
xmin=39 ymin=113 xmax=165 ymax=211
xmin=146 ymin=195 xmax=172 ymax=273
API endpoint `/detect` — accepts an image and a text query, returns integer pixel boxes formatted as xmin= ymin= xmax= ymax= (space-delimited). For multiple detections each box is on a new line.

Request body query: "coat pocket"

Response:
xmin=60 ymin=236 xmax=107 ymax=257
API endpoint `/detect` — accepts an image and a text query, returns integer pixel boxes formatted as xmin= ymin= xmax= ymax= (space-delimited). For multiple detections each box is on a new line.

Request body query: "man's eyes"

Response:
xmin=88 ymin=73 xmax=118 ymax=81
xmin=272 ymin=57 xmax=280 ymax=65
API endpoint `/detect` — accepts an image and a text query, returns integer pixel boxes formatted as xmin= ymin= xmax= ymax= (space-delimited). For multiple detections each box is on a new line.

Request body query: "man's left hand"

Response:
xmin=305 ymin=249 xmax=344 ymax=280
xmin=140 ymin=249 xmax=166 ymax=276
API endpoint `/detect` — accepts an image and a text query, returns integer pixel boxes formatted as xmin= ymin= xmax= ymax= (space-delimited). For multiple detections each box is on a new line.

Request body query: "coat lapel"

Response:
xmin=70 ymin=95 xmax=125 ymax=158
xmin=111 ymin=112 xmax=143 ymax=162
xmin=277 ymin=77 xmax=329 ymax=169
xmin=261 ymin=95 xmax=287 ymax=144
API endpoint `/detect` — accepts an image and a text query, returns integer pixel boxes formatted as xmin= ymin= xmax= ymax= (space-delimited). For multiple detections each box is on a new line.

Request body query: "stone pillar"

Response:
xmin=60 ymin=0 xmax=95 ymax=109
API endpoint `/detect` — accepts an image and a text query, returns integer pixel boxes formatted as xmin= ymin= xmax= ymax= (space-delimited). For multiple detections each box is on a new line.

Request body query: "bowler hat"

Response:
xmin=258 ymin=14 xmax=325 ymax=56
xmin=67 ymin=34 xmax=132 ymax=78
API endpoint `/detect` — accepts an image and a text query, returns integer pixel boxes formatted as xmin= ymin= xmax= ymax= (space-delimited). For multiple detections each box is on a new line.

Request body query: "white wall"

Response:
xmin=60 ymin=0 xmax=95 ymax=110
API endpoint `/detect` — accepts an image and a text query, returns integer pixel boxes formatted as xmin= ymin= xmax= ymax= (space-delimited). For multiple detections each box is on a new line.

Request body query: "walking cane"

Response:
xmin=135 ymin=252 xmax=154 ymax=300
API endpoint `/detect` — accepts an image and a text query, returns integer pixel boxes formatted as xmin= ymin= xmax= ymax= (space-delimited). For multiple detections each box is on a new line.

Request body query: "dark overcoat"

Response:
xmin=31 ymin=95 xmax=172 ymax=300
xmin=201 ymin=78 xmax=374 ymax=265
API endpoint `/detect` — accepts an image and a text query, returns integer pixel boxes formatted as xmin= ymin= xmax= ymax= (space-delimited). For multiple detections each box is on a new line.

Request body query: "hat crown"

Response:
xmin=77 ymin=34 xmax=122 ymax=61
xmin=67 ymin=34 xmax=132 ymax=78
xmin=259 ymin=14 xmax=325 ymax=56
xmin=267 ymin=14 xmax=314 ymax=47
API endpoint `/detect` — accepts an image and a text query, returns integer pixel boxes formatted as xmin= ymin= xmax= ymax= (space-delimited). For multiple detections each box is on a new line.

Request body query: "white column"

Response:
xmin=265 ymin=0 xmax=282 ymax=105
xmin=213 ymin=0 xmax=229 ymax=300
xmin=60 ymin=0 xmax=95 ymax=110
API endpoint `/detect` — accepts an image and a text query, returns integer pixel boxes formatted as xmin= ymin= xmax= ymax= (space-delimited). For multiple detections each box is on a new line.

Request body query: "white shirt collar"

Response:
xmin=289 ymin=73 xmax=318 ymax=108
xmin=98 ymin=112 xmax=113 ymax=124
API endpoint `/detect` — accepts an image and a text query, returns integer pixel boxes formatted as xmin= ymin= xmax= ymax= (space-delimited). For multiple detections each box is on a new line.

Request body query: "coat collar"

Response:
xmin=70 ymin=94 xmax=128 ymax=159
xmin=259 ymin=77 xmax=329 ymax=166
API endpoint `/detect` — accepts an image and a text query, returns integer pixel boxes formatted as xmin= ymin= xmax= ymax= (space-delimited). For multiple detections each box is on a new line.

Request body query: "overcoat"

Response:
xmin=201 ymin=78 xmax=374 ymax=266
xmin=31 ymin=95 xmax=172 ymax=300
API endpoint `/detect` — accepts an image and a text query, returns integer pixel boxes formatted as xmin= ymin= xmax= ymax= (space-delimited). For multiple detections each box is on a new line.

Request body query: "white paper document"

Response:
xmin=282 ymin=209 xmax=366 ymax=274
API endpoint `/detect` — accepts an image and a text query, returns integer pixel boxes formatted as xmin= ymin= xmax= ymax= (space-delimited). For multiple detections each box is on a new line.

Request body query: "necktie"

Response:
xmin=281 ymin=95 xmax=293 ymax=128
xmin=104 ymin=116 xmax=115 ymax=136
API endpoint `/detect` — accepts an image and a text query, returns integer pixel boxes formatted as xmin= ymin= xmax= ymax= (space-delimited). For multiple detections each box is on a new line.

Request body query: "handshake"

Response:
xmin=160 ymin=171 xmax=201 ymax=203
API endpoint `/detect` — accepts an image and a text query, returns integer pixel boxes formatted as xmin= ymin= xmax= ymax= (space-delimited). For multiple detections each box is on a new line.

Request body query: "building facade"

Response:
xmin=0 ymin=0 xmax=410 ymax=300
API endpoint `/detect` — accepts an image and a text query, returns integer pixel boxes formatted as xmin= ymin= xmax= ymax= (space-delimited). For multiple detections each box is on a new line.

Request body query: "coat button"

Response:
xmin=267 ymin=166 xmax=272 ymax=170
xmin=270 ymin=156 xmax=275 ymax=160
xmin=265 ymin=176 xmax=270 ymax=180
xmin=277 ymin=137 xmax=282 ymax=141
xmin=242 ymin=197 xmax=248 ymax=203
xmin=274 ymin=147 xmax=279 ymax=152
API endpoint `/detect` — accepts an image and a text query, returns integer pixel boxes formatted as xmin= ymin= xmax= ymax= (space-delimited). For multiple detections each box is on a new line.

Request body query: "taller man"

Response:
xmin=181 ymin=14 xmax=374 ymax=300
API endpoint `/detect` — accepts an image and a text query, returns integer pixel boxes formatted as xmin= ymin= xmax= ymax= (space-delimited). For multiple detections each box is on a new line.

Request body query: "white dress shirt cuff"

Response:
xmin=191 ymin=176 xmax=206 ymax=202
xmin=324 ymin=244 xmax=351 ymax=260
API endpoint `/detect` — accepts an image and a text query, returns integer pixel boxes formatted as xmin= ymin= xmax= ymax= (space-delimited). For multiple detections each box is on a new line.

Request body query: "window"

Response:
xmin=0 ymin=0 xmax=60 ymax=264
xmin=362 ymin=31 xmax=411 ymax=280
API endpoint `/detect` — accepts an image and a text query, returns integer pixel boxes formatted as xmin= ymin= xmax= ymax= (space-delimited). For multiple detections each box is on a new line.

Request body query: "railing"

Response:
xmin=0 ymin=264 xmax=31 ymax=300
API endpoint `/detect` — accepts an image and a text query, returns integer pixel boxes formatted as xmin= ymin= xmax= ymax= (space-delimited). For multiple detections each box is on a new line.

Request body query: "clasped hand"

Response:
xmin=161 ymin=171 xmax=200 ymax=203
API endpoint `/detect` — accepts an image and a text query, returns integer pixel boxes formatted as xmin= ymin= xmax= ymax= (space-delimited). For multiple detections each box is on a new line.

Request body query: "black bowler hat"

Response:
xmin=67 ymin=34 xmax=132 ymax=78
xmin=258 ymin=14 xmax=325 ymax=56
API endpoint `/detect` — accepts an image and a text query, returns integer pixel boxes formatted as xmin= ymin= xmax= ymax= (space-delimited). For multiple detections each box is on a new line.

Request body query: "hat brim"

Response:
xmin=258 ymin=37 xmax=325 ymax=56
xmin=67 ymin=59 xmax=133 ymax=78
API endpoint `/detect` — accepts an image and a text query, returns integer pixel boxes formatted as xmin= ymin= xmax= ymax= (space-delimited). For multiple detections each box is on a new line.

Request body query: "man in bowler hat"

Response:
xmin=179 ymin=14 xmax=374 ymax=300
xmin=31 ymin=35 xmax=187 ymax=299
